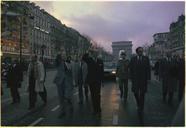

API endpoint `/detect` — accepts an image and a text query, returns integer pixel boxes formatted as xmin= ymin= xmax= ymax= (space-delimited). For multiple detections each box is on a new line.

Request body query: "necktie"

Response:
xmin=139 ymin=56 xmax=142 ymax=61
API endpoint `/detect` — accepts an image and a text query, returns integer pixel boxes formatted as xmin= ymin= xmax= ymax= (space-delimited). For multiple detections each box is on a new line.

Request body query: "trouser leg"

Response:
xmin=78 ymin=84 xmax=83 ymax=102
xmin=10 ymin=87 xmax=16 ymax=103
xmin=168 ymin=92 xmax=174 ymax=105
xmin=162 ymin=79 xmax=168 ymax=101
xmin=139 ymin=92 xmax=145 ymax=111
xmin=29 ymin=84 xmax=37 ymax=107
xmin=95 ymin=83 xmax=101 ymax=113
xmin=119 ymin=78 xmax=124 ymax=99
xmin=139 ymin=92 xmax=145 ymax=125
xmin=178 ymin=80 xmax=184 ymax=102
xmin=123 ymin=79 xmax=128 ymax=100
xmin=89 ymin=84 xmax=97 ymax=113
xmin=84 ymin=86 xmax=89 ymax=99
xmin=134 ymin=92 xmax=140 ymax=108
xmin=39 ymin=86 xmax=47 ymax=103
xmin=15 ymin=87 xmax=20 ymax=102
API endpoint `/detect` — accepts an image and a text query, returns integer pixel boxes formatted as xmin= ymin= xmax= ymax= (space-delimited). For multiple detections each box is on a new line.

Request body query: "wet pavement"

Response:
xmin=1 ymin=70 xmax=185 ymax=126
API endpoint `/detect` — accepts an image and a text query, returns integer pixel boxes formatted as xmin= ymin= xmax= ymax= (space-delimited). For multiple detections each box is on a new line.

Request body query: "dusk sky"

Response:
xmin=33 ymin=1 xmax=185 ymax=53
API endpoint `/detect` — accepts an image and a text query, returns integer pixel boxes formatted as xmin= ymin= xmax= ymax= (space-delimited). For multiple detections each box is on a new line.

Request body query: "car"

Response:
xmin=104 ymin=62 xmax=116 ymax=78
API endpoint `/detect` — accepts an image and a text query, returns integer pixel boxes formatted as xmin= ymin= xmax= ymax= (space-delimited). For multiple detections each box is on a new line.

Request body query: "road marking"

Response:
xmin=112 ymin=115 xmax=118 ymax=125
xmin=29 ymin=117 xmax=44 ymax=126
xmin=1 ymin=93 xmax=28 ymax=103
xmin=51 ymin=105 xmax=60 ymax=112
xmin=73 ymin=92 xmax=78 ymax=95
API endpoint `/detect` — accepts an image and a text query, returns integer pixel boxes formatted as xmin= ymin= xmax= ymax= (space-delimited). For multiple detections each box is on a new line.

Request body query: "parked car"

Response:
xmin=104 ymin=61 xmax=116 ymax=78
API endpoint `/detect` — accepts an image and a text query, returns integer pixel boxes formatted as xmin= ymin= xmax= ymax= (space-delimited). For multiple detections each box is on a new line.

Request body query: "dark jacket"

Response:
xmin=7 ymin=63 xmax=23 ymax=88
xmin=154 ymin=61 xmax=159 ymax=75
xmin=178 ymin=58 xmax=185 ymax=86
xmin=159 ymin=57 xmax=179 ymax=92
xmin=85 ymin=57 xmax=97 ymax=84
xmin=129 ymin=55 xmax=151 ymax=93
xmin=96 ymin=58 xmax=104 ymax=83
xmin=159 ymin=58 xmax=178 ymax=79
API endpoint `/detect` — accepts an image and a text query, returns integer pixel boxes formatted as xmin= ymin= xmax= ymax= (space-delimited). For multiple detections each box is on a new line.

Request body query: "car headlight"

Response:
xmin=112 ymin=70 xmax=116 ymax=74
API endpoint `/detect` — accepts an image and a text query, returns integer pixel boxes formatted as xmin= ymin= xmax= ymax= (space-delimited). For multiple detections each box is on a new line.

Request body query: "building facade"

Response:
xmin=28 ymin=3 xmax=51 ymax=59
xmin=169 ymin=15 xmax=185 ymax=56
xmin=151 ymin=32 xmax=169 ymax=60
xmin=1 ymin=1 xmax=92 ymax=63
xmin=1 ymin=2 xmax=33 ymax=61
xmin=112 ymin=41 xmax=132 ymax=60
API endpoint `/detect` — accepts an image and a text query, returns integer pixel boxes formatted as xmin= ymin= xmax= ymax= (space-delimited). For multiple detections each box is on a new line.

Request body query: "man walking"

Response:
xmin=116 ymin=50 xmax=129 ymax=102
xmin=27 ymin=54 xmax=46 ymax=109
xmin=77 ymin=55 xmax=88 ymax=104
xmin=159 ymin=52 xmax=178 ymax=105
xmin=95 ymin=54 xmax=104 ymax=115
xmin=7 ymin=59 xmax=23 ymax=104
xmin=84 ymin=51 xmax=102 ymax=116
xmin=129 ymin=47 xmax=151 ymax=124
xmin=177 ymin=54 xmax=185 ymax=102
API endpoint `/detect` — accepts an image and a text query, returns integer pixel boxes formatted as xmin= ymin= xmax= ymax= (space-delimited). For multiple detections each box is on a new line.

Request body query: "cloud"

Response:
xmin=34 ymin=1 xmax=185 ymax=52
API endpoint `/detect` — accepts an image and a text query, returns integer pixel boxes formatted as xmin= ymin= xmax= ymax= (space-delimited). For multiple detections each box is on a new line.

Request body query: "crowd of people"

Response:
xmin=116 ymin=47 xmax=151 ymax=124
xmin=153 ymin=52 xmax=185 ymax=103
xmin=116 ymin=47 xmax=184 ymax=124
xmin=1 ymin=47 xmax=185 ymax=125
xmin=53 ymin=50 xmax=104 ymax=117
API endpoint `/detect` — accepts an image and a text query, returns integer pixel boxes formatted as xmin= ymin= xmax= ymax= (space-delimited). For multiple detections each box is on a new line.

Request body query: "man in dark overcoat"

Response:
xmin=7 ymin=60 xmax=23 ymax=104
xmin=84 ymin=51 xmax=102 ymax=116
xmin=159 ymin=52 xmax=178 ymax=105
xmin=95 ymin=54 xmax=104 ymax=115
xmin=129 ymin=47 xmax=151 ymax=124
xmin=175 ymin=54 xmax=184 ymax=102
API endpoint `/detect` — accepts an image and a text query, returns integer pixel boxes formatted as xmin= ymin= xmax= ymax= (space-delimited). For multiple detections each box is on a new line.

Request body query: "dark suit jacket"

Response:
xmin=129 ymin=55 xmax=151 ymax=93
xmin=85 ymin=57 xmax=97 ymax=84
xmin=7 ymin=63 xmax=23 ymax=88
xmin=159 ymin=58 xmax=178 ymax=79
xmin=96 ymin=58 xmax=104 ymax=83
